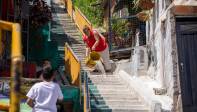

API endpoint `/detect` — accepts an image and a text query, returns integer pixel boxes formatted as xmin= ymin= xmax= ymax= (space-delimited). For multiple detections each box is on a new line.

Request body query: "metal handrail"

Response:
xmin=64 ymin=1 xmax=91 ymax=111
xmin=65 ymin=42 xmax=80 ymax=61
xmin=0 ymin=20 xmax=22 ymax=112
xmin=73 ymin=7 xmax=93 ymax=34
xmin=83 ymin=71 xmax=91 ymax=112
xmin=75 ymin=7 xmax=92 ymax=28
xmin=65 ymin=0 xmax=92 ymax=35
xmin=65 ymin=0 xmax=73 ymax=19
xmin=64 ymin=43 xmax=81 ymax=86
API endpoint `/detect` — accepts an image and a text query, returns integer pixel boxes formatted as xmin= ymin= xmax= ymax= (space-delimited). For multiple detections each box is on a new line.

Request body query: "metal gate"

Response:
xmin=176 ymin=17 xmax=197 ymax=112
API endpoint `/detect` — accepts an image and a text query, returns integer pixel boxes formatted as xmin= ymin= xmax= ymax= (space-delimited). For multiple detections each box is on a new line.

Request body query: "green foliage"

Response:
xmin=112 ymin=19 xmax=128 ymax=37
xmin=133 ymin=0 xmax=141 ymax=9
xmin=74 ymin=0 xmax=103 ymax=27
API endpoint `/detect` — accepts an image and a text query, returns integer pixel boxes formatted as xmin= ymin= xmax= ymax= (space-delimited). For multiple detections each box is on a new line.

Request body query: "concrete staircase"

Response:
xmin=51 ymin=1 xmax=86 ymax=69
xmin=88 ymin=75 xmax=150 ymax=112
xmin=51 ymin=1 xmax=150 ymax=112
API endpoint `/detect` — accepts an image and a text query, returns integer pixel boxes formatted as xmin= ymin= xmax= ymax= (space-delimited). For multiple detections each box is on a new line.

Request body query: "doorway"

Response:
xmin=176 ymin=17 xmax=197 ymax=112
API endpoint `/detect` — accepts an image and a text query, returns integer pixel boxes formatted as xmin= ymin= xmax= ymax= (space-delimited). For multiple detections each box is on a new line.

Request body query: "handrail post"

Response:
xmin=0 ymin=29 xmax=2 ymax=56
xmin=83 ymin=72 xmax=86 ymax=112
xmin=85 ymin=72 xmax=90 ymax=110
xmin=10 ymin=24 xmax=22 ymax=112
xmin=0 ymin=21 xmax=22 ymax=112
xmin=71 ymin=0 xmax=74 ymax=20
xmin=83 ymin=71 xmax=91 ymax=112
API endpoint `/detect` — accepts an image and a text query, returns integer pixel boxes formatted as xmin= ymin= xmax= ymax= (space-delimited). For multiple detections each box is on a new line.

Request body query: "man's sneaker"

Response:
xmin=105 ymin=69 xmax=111 ymax=73
xmin=92 ymin=69 xmax=99 ymax=72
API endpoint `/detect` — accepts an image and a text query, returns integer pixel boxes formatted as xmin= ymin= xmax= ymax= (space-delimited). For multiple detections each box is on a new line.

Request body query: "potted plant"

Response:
xmin=30 ymin=0 xmax=52 ymax=28
xmin=136 ymin=10 xmax=151 ymax=21
xmin=133 ymin=0 xmax=155 ymax=10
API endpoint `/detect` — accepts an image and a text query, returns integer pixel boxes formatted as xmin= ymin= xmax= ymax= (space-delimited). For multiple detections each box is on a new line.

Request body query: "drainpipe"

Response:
xmin=161 ymin=29 xmax=166 ymax=89
xmin=160 ymin=21 xmax=166 ymax=90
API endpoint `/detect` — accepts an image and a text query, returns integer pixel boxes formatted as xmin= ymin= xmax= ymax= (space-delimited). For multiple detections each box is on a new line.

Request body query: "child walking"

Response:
xmin=26 ymin=68 xmax=63 ymax=112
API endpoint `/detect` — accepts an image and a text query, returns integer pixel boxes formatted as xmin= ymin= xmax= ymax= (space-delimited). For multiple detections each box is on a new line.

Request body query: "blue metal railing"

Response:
xmin=83 ymin=71 xmax=91 ymax=112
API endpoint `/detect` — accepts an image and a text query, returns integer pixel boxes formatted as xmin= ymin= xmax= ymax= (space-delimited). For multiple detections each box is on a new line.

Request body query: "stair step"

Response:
xmin=75 ymin=51 xmax=85 ymax=54
xmin=63 ymin=28 xmax=78 ymax=31
xmin=91 ymin=104 xmax=148 ymax=108
xmin=88 ymin=82 xmax=124 ymax=85
xmin=89 ymin=85 xmax=128 ymax=89
xmin=70 ymin=36 xmax=82 ymax=39
xmin=60 ymin=20 xmax=74 ymax=23
xmin=91 ymin=108 xmax=149 ymax=112
xmin=88 ymin=78 xmax=121 ymax=81
xmin=89 ymin=88 xmax=131 ymax=93
xmin=89 ymin=92 xmax=136 ymax=97
xmin=72 ymin=49 xmax=85 ymax=51
xmin=90 ymin=95 xmax=139 ymax=101
xmin=90 ymin=99 xmax=142 ymax=105
xmin=67 ymin=34 xmax=81 ymax=37
xmin=56 ymin=13 xmax=70 ymax=17
xmin=90 ymin=90 xmax=131 ymax=95
xmin=52 ymin=18 xmax=72 ymax=21
xmin=69 ymin=39 xmax=82 ymax=41
xmin=88 ymin=79 xmax=120 ymax=82
xmin=63 ymin=25 xmax=77 ymax=28
xmin=63 ymin=26 xmax=78 ymax=29
xmin=65 ymin=31 xmax=80 ymax=34
xmin=88 ymin=75 xmax=118 ymax=78
xmin=73 ymin=51 xmax=85 ymax=54
xmin=65 ymin=29 xmax=80 ymax=33
xmin=73 ymin=48 xmax=85 ymax=50
xmin=88 ymin=82 xmax=125 ymax=85
xmin=57 ymin=47 xmax=66 ymax=50
xmin=73 ymin=43 xmax=85 ymax=45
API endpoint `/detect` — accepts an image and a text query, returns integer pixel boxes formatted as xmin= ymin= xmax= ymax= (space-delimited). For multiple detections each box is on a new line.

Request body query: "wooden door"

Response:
xmin=176 ymin=18 xmax=197 ymax=112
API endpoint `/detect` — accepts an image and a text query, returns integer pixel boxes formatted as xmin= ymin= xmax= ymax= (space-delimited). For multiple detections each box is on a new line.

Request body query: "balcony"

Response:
xmin=173 ymin=0 xmax=197 ymax=6
xmin=172 ymin=0 xmax=197 ymax=15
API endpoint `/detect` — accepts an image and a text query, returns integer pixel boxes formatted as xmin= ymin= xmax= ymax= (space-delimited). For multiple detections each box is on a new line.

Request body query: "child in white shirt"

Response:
xmin=26 ymin=68 xmax=63 ymax=112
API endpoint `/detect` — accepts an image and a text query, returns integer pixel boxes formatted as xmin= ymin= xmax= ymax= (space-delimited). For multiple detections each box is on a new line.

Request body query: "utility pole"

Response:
xmin=108 ymin=0 xmax=112 ymax=51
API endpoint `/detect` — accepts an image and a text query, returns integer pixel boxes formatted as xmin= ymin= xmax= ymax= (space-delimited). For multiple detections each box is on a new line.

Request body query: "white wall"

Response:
xmin=163 ymin=13 xmax=174 ymax=97
xmin=146 ymin=0 xmax=175 ymax=98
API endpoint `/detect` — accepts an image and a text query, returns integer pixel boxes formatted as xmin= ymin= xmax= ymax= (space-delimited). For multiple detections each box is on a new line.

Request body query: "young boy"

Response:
xmin=26 ymin=68 xmax=63 ymax=112
xmin=36 ymin=59 xmax=52 ymax=78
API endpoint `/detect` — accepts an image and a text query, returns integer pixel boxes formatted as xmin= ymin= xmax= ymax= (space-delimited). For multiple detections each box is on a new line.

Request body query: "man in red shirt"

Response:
xmin=83 ymin=25 xmax=111 ymax=72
